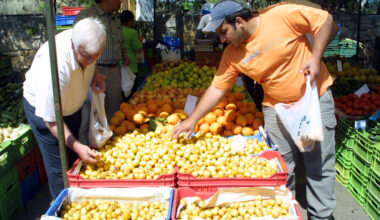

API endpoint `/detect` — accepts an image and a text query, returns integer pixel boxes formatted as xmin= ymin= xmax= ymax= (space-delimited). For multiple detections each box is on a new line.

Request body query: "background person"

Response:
xmin=23 ymin=18 xmax=106 ymax=200
xmin=172 ymin=1 xmax=340 ymax=219
xmin=74 ymin=0 xmax=130 ymax=121
xmin=120 ymin=9 xmax=144 ymax=101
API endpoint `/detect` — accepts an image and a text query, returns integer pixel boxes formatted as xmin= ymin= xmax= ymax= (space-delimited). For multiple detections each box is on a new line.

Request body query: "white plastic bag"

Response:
xmin=89 ymin=92 xmax=113 ymax=148
xmin=160 ymin=48 xmax=181 ymax=62
xmin=274 ymin=75 xmax=323 ymax=152
xmin=121 ymin=65 xmax=136 ymax=97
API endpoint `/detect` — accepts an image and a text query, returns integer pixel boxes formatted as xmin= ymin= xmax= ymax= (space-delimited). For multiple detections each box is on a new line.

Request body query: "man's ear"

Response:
xmin=235 ymin=17 xmax=245 ymax=29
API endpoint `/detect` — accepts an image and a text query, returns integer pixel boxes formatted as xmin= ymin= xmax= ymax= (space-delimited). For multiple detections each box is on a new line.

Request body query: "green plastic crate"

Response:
xmin=368 ymin=172 xmax=380 ymax=202
xmin=351 ymin=152 xmax=371 ymax=182
xmin=0 ymin=186 xmax=23 ymax=220
xmin=0 ymin=167 xmax=19 ymax=198
xmin=354 ymin=130 xmax=377 ymax=164
xmin=372 ymin=156 xmax=380 ymax=179
xmin=349 ymin=170 xmax=368 ymax=200
xmin=365 ymin=191 xmax=380 ymax=220
xmin=12 ymin=125 xmax=36 ymax=161
xmin=336 ymin=156 xmax=351 ymax=180
xmin=340 ymin=47 xmax=357 ymax=58
xmin=336 ymin=174 xmax=349 ymax=187
xmin=0 ymin=141 xmax=15 ymax=177
xmin=336 ymin=143 xmax=354 ymax=165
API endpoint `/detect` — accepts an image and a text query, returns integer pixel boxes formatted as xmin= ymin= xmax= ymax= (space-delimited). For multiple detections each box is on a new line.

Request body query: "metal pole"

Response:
xmin=356 ymin=0 xmax=362 ymax=61
xmin=45 ymin=0 xmax=69 ymax=188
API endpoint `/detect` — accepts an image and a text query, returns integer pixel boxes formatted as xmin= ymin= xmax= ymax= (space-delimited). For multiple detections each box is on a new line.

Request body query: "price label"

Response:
xmin=354 ymin=84 xmax=370 ymax=98
xmin=354 ymin=120 xmax=366 ymax=130
xmin=337 ymin=60 xmax=343 ymax=71
xmin=184 ymin=95 xmax=198 ymax=116
xmin=235 ymin=76 xmax=244 ymax=86
xmin=231 ymin=135 xmax=247 ymax=151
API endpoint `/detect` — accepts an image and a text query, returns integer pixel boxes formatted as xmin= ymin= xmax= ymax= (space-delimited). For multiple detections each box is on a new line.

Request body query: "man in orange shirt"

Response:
xmin=172 ymin=1 xmax=339 ymax=219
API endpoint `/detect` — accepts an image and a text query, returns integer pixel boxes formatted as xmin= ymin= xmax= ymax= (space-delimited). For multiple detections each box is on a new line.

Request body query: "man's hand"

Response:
xmin=74 ymin=143 xmax=98 ymax=164
xmin=172 ymin=118 xmax=197 ymax=140
xmin=122 ymin=53 xmax=131 ymax=66
xmin=91 ymin=70 xmax=106 ymax=94
xmin=299 ymin=57 xmax=321 ymax=83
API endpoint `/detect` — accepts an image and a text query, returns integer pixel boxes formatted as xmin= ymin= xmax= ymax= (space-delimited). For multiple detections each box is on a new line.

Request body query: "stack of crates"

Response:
xmin=323 ymin=35 xmax=339 ymax=57
xmin=364 ymin=126 xmax=380 ymax=220
xmin=339 ymin=40 xmax=357 ymax=58
xmin=55 ymin=6 xmax=83 ymax=33
xmin=335 ymin=117 xmax=356 ymax=187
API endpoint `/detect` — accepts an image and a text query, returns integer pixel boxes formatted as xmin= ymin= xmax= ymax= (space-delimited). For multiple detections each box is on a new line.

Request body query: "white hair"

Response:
xmin=72 ymin=18 xmax=106 ymax=54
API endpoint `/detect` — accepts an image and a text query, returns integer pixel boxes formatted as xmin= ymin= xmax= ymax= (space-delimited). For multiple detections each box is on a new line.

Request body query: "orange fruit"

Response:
xmin=255 ymin=112 xmax=264 ymax=119
xmin=252 ymin=118 xmax=263 ymax=130
xmin=133 ymin=113 xmax=145 ymax=124
xmin=147 ymin=103 xmax=158 ymax=113
xmin=162 ymin=103 xmax=173 ymax=114
xmin=217 ymin=97 xmax=228 ymax=108
xmin=114 ymin=126 xmax=127 ymax=136
xmin=158 ymin=111 xmax=169 ymax=119
xmin=109 ymin=124 xmax=115 ymax=131
xmin=125 ymin=109 xmax=137 ymax=121
xmin=136 ymin=106 xmax=149 ymax=116
xmin=194 ymin=124 xmax=199 ymax=132
xmin=140 ymin=124 xmax=149 ymax=134
xmin=235 ymin=115 xmax=247 ymax=127
xmin=245 ymin=113 xmax=255 ymax=125
xmin=162 ymin=98 xmax=172 ymax=105
xmin=156 ymin=99 xmax=164 ymax=107
xmin=120 ymin=102 xmax=132 ymax=113
xmin=236 ymin=101 xmax=244 ymax=110
xmin=114 ymin=111 xmax=125 ymax=121
xmin=175 ymin=109 xmax=188 ymax=120
xmin=238 ymin=107 xmax=250 ymax=115
xmin=225 ymin=103 xmax=237 ymax=111
xmin=224 ymin=110 xmax=236 ymax=122
xmin=232 ymin=124 xmax=243 ymax=135
xmin=210 ymin=123 xmax=222 ymax=135
xmin=233 ymin=92 xmax=245 ymax=101
xmin=241 ymin=127 xmax=254 ymax=136
xmin=246 ymin=102 xmax=256 ymax=110
xmin=124 ymin=121 xmax=136 ymax=131
xmin=217 ymin=115 xmax=227 ymax=126
xmin=197 ymin=117 xmax=205 ymax=126
xmin=167 ymin=113 xmax=181 ymax=125
xmin=199 ymin=123 xmax=210 ymax=132
xmin=225 ymin=121 xmax=235 ymax=130
xmin=213 ymin=106 xmax=224 ymax=117
xmin=109 ymin=117 xmax=120 ymax=126
xmin=227 ymin=96 xmax=235 ymax=103
xmin=223 ymin=130 xmax=234 ymax=136
xmin=204 ymin=112 xmax=217 ymax=125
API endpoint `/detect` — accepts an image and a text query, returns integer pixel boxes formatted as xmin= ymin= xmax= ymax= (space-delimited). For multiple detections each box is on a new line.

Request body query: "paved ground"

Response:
xmin=18 ymin=178 xmax=370 ymax=220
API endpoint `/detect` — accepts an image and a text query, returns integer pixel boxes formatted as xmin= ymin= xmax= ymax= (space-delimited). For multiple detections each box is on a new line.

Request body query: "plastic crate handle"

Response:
xmin=21 ymin=136 xmax=29 ymax=145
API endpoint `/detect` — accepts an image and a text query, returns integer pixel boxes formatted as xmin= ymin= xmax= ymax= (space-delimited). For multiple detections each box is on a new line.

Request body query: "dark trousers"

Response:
xmin=23 ymin=99 xmax=81 ymax=200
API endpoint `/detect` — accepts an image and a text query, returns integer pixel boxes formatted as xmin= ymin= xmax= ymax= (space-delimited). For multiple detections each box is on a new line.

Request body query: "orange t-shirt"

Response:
xmin=212 ymin=3 xmax=333 ymax=107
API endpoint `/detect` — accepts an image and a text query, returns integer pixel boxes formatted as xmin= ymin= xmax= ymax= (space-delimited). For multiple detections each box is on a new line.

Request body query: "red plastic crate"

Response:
xmin=177 ymin=151 xmax=288 ymax=191
xmin=15 ymin=146 xmax=37 ymax=182
xmin=62 ymin=6 xmax=84 ymax=16
xmin=34 ymin=146 xmax=48 ymax=185
xmin=67 ymin=159 xmax=177 ymax=188
xmin=171 ymin=187 xmax=302 ymax=220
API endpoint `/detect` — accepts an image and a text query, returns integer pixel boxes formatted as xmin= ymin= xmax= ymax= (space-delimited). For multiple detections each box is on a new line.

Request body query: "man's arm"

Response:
xmin=45 ymin=121 xmax=98 ymax=163
xmin=91 ymin=67 xmax=106 ymax=94
xmin=300 ymin=14 xmax=340 ymax=82
xmin=172 ymin=84 xmax=227 ymax=139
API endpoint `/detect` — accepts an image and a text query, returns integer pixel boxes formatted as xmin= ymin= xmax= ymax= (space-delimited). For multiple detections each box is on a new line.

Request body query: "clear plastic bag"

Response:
xmin=89 ymin=92 xmax=113 ymax=148
xmin=274 ymin=75 xmax=324 ymax=152
xmin=121 ymin=65 xmax=136 ymax=97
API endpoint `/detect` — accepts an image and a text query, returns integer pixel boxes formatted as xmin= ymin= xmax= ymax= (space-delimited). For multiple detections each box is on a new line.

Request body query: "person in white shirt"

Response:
xmin=23 ymin=18 xmax=106 ymax=199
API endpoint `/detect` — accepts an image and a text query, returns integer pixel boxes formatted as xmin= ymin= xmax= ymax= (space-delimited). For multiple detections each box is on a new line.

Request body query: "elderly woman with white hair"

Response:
xmin=23 ymin=18 xmax=106 ymax=199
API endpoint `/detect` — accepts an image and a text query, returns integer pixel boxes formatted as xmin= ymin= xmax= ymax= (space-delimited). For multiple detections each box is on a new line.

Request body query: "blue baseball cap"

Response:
xmin=203 ymin=0 xmax=244 ymax=32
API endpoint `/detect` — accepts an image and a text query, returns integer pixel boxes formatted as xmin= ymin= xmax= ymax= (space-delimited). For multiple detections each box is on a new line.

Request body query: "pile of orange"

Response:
xmin=109 ymin=100 xmax=188 ymax=136
xmin=194 ymin=91 xmax=264 ymax=136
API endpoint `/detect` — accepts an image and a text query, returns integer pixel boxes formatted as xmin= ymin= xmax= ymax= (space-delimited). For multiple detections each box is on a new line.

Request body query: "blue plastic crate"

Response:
xmin=46 ymin=188 xmax=174 ymax=220
xmin=20 ymin=169 xmax=40 ymax=205
xmin=164 ymin=36 xmax=180 ymax=51
xmin=55 ymin=15 xmax=75 ymax=26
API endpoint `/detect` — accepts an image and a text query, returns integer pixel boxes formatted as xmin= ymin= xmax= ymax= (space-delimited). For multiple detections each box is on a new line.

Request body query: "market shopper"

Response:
xmin=120 ymin=9 xmax=144 ymax=101
xmin=23 ymin=18 xmax=105 ymax=200
xmin=74 ymin=0 xmax=130 ymax=121
xmin=172 ymin=1 xmax=339 ymax=219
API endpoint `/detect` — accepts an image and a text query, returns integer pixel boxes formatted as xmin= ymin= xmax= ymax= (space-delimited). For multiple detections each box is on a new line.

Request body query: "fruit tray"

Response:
xmin=43 ymin=187 xmax=174 ymax=220
xmin=62 ymin=6 xmax=84 ymax=16
xmin=67 ymin=159 xmax=177 ymax=188
xmin=171 ymin=187 xmax=302 ymax=220
xmin=177 ymin=151 xmax=288 ymax=191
